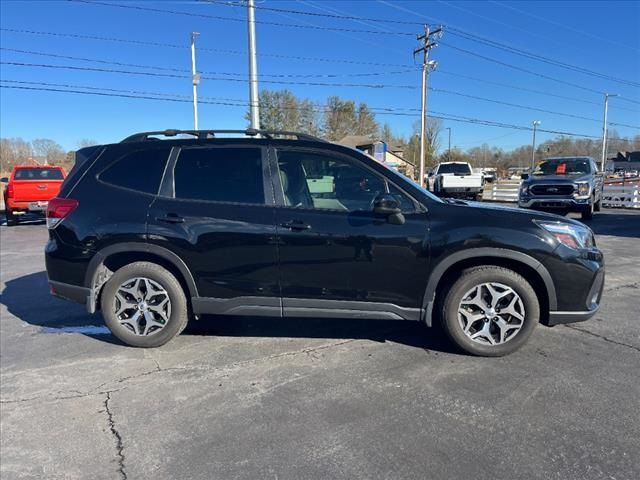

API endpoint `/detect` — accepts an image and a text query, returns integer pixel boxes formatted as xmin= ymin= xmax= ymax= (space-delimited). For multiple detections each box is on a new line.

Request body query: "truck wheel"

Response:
xmin=5 ymin=208 xmax=17 ymax=226
xmin=100 ymin=261 xmax=189 ymax=347
xmin=581 ymin=201 xmax=594 ymax=221
xmin=440 ymin=266 xmax=539 ymax=357
xmin=594 ymin=198 xmax=601 ymax=212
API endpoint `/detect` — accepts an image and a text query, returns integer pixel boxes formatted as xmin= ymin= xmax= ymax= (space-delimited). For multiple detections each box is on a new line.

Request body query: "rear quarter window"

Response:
xmin=99 ymin=147 xmax=171 ymax=195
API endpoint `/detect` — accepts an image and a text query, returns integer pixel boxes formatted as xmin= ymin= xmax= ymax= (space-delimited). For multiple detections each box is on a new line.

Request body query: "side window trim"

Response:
xmin=270 ymin=146 xmax=420 ymax=213
xmin=164 ymin=144 xmax=273 ymax=206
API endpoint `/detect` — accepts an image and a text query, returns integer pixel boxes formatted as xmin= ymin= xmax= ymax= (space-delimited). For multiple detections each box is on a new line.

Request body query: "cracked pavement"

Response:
xmin=1 ymin=209 xmax=639 ymax=480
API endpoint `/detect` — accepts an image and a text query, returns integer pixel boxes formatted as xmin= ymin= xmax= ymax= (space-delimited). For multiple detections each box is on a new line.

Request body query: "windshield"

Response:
xmin=437 ymin=163 xmax=471 ymax=175
xmin=14 ymin=168 xmax=64 ymax=180
xmin=533 ymin=159 xmax=591 ymax=175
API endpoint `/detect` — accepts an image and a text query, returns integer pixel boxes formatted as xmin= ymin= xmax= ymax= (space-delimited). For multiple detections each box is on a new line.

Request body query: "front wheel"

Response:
xmin=440 ymin=266 xmax=539 ymax=356
xmin=594 ymin=198 xmax=601 ymax=212
xmin=100 ymin=261 xmax=189 ymax=347
xmin=581 ymin=201 xmax=594 ymax=221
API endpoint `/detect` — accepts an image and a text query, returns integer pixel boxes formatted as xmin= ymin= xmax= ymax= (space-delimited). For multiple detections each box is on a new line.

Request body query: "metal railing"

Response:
xmin=481 ymin=179 xmax=639 ymax=209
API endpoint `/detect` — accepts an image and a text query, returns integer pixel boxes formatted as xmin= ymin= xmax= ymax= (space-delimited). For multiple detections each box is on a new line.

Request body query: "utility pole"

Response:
xmin=446 ymin=127 xmax=451 ymax=159
xmin=531 ymin=120 xmax=541 ymax=170
xmin=601 ymin=93 xmax=619 ymax=172
xmin=247 ymin=0 xmax=260 ymax=130
xmin=190 ymin=32 xmax=200 ymax=130
xmin=414 ymin=25 xmax=442 ymax=187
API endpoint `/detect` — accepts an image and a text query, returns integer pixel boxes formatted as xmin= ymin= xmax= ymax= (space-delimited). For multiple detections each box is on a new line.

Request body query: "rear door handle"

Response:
xmin=156 ymin=214 xmax=185 ymax=224
xmin=280 ymin=220 xmax=311 ymax=231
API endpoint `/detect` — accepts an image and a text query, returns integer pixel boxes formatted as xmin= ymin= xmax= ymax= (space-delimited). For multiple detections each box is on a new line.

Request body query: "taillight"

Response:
xmin=46 ymin=197 xmax=78 ymax=229
xmin=7 ymin=183 xmax=14 ymax=198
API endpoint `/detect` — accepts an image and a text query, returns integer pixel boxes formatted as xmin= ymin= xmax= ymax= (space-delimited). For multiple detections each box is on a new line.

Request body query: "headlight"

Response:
xmin=520 ymin=183 xmax=529 ymax=196
xmin=575 ymin=182 xmax=590 ymax=197
xmin=535 ymin=221 xmax=594 ymax=250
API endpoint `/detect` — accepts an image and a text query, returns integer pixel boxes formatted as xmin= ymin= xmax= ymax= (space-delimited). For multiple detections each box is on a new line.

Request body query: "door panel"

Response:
xmin=271 ymin=147 xmax=430 ymax=310
xmin=148 ymin=200 xmax=279 ymax=298
xmin=147 ymin=145 xmax=280 ymax=299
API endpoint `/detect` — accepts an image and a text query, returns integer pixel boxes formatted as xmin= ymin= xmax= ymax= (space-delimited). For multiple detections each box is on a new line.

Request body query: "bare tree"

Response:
xmin=77 ymin=139 xmax=99 ymax=149
xmin=32 ymin=138 xmax=65 ymax=164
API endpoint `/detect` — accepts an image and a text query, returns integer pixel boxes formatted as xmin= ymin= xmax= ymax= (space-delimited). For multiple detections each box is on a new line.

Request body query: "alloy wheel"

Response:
xmin=457 ymin=282 xmax=525 ymax=346
xmin=113 ymin=277 xmax=171 ymax=336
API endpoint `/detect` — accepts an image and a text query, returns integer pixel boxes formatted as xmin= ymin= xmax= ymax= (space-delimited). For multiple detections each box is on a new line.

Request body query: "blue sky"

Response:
xmin=1 ymin=0 xmax=639 ymax=152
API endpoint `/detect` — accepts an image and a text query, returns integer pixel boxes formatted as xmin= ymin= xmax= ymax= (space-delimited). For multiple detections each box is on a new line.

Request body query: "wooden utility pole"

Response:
xmin=414 ymin=25 xmax=442 ymax=187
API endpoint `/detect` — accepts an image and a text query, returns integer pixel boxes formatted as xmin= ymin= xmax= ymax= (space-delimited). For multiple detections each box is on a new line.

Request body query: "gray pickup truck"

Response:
xmin=518 ymin=156 xmax=603 ymax=220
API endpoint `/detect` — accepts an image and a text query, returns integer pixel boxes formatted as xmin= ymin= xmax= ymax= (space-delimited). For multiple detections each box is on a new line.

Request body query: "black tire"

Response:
xmin=100 ymin=261 xmax=189 ymax=347
xmin=5 ymin=208 xmax=17 ymax=226
xmin=581 ymin=201 xmax=594 ymax=221
xmin=594 ymin=198 xmax=601 ymax=212
xmin=440 ymin=266 xmax=539 ymax=357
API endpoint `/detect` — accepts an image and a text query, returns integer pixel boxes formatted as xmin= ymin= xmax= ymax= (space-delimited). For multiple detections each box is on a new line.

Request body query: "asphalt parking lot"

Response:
xmin=1 ymin=208 xmax=639 ymax=480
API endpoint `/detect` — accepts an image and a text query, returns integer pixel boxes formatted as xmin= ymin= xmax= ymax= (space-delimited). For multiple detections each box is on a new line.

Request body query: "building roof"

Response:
xmin=338 ymin=135 xmax=378 ymax=148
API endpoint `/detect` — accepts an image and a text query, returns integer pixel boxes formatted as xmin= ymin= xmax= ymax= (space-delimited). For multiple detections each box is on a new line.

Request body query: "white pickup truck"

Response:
xmin=427 ymin=162 xmax=484 ymax=200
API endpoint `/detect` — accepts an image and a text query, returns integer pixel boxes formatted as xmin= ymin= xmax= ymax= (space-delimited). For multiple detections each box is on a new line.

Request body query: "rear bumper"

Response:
xmin=6 ymin=199 xmax=47 ymax=213
xmin=49 ymin=280 xmax=90 ymax=305
xmin=443 ymin=187 xmax=483 ymax=193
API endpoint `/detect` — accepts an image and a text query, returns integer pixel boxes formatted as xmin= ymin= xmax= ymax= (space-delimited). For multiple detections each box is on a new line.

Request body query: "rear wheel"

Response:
xmin=5 ymin=208 xmax=17 ymax=226
xmin=100 ymin=261 xmax=188 ymax=347
xmin=440 ymin=266 xmax=539 ymax=356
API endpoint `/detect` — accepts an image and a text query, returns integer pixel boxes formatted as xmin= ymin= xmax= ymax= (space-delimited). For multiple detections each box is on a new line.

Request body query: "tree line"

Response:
xmin=0 ymin=138 xmax=97 ymax=173
xmin=249 ymin=89 xmax=640 ymax=178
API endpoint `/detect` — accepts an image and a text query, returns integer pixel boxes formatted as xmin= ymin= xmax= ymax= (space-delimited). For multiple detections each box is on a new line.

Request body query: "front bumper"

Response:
xmin=519 ymin=196 xmax=591 ymax=210
xmin=546 ymin=262 xmax=605 ymax=326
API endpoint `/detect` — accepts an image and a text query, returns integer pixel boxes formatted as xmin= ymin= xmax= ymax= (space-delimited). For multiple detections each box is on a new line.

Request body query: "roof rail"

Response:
xmin=120 ymin=129 xmax=326 ymax=143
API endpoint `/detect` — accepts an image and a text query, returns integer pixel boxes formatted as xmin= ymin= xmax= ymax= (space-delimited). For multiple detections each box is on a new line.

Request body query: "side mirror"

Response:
xmin=0 ymin=177 xmax=8 ymax=183
xmin=373 ymin=194 xmax=405 ymax=225
xmin=520 ymin=173 xmax=529 ymax=180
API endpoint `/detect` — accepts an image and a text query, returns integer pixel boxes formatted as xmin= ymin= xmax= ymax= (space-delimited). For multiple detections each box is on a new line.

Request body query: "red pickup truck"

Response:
xmin=2 ymin=165 xmax=66 ymax=226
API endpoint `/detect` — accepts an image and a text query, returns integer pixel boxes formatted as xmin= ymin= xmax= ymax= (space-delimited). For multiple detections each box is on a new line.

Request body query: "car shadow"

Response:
xmin=0 ymin=212 xmax=46 ymax=227
xmin=1 ymin=271 xmax=457 ymax=354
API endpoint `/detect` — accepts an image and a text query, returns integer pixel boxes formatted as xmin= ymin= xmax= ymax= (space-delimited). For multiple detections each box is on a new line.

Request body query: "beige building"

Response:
xmin=338 ymin=136 xmax=415 ymax=179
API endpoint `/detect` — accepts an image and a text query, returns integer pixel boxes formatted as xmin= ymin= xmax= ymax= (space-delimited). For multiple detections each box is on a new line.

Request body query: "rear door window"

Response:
xmin=99 ymin=147 xmax=171 ymax=195
xmin=173 ymin=147 xmax=266 ymax=205
xmin=14 ymin=168 xmax=64 ymax=180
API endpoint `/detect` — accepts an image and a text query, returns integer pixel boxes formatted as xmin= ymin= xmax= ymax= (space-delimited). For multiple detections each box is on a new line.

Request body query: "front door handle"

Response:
xmin=280 ymin=220 xmax=311 ymax=231
xmin=156 ymin=214 xmax=185 ymax=224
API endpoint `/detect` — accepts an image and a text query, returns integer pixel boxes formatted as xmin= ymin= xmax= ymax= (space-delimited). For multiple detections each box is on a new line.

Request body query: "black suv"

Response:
xmin=45 ymin=130 xmax=605 ymax=356
xmin=518 ymin=156 xmax=604 ymax=220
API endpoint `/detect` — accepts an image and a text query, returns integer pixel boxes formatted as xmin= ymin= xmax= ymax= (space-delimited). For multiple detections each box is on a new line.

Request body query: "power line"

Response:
xmin=0 ymin=80 xmax=603 ymax=139
xmin=203 ymin=0 xmax=421 ymax=25
xmin=490 ymin=0 xmax=640 ymax=54
xmin=4 ymin=60 xmax=638 ymax=129
xmin=0 ymin=27 xmax=413 ymax=68
xmin=440 ymin=42 xmax=604 ymax=95
xmin=445 ymin=30 xmax=640 ymax=88
xmin=209 ymin=0 xmax=640 ymax=88
xmin=69 ymin=0 xmax=414 ymax=36
xmin=67 ymin=0 xmax=640 ymax=92
xmin=0 ymin=47 xmax=416 ymax=79
xmin=4 ymin=29 xmax=639 ymax=115
xmin=379 ymin=0 xmax=640 ymax=88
